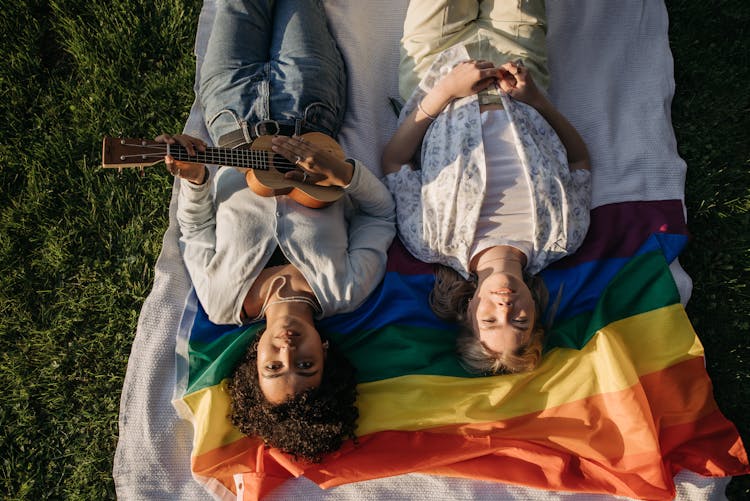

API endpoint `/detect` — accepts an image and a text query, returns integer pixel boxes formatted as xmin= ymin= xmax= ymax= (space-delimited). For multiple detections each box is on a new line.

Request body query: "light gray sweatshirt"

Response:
xmin=177 ymin=160 xmax=396 ymax=325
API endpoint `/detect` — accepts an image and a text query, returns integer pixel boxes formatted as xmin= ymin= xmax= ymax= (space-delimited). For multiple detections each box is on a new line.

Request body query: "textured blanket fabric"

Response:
xmin=114 ymin=1 xmax=748 ymax=500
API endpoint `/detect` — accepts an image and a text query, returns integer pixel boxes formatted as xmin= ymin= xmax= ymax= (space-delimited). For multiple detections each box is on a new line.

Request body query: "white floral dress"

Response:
xmin=384 ymin=44 xmax=591 ymax=279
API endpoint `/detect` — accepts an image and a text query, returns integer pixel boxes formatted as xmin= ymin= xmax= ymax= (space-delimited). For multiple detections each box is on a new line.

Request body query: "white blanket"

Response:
xmin=113 ymin=0 xmax=725 ymax=499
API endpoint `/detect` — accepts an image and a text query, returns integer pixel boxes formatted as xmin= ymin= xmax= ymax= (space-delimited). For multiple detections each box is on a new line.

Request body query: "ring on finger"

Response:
xmin=302 ymin=172 xmax=308 ymax=182
xmin=295 ymin=155 xmax=302 ymax=165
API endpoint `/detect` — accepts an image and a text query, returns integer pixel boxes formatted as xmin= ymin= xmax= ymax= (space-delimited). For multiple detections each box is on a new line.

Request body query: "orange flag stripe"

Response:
xmin=191 ymin=357 xmax=748 ymax=500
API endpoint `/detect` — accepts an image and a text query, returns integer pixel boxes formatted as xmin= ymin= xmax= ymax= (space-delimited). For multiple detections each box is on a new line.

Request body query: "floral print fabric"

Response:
xmin=384 ymin=44 xmax=591 ymax=279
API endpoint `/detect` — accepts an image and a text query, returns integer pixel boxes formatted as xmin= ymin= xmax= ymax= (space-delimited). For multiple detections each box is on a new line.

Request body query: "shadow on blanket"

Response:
xmin=173 ymin=198 xmax=749 ymax=500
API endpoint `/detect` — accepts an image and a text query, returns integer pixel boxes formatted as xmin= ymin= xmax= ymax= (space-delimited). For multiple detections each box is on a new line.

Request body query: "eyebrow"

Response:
xmin=262 ymin=370 xmax=320 ymax=380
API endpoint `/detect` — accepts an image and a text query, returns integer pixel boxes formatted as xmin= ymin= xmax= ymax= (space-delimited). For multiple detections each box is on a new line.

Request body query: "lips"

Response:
xmin=490 ymin=288 xmax=515 ymax=295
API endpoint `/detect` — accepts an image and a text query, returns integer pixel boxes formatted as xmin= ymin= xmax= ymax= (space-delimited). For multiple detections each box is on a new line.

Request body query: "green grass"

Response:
xmin=0 ymin=0 xmax=747 ymax=499
xmin=668 ymin=1 xmax=750 ymax=499
xmin=0 ymin=1 xmax=199 ymax=498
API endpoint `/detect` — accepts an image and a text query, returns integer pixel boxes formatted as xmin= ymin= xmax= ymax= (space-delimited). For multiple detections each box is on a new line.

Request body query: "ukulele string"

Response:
xmin=117 ymin=141 xmax=305 ymax=172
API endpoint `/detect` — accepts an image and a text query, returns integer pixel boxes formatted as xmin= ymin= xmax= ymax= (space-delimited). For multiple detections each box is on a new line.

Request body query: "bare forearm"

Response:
xmin=381 ymin=108 xmax=430 ymax=174
xmin=381 ymin=89 xmax=453 ymax=174
xmin=382 ymin=61 xmax=493 ymax=175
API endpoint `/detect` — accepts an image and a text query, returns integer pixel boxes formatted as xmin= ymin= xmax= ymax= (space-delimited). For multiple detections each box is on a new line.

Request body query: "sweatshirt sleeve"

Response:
xmin=326 ymin=159 xmax=396 ymax=314
xmin=175 ymin=176 xmax=217 ymax=292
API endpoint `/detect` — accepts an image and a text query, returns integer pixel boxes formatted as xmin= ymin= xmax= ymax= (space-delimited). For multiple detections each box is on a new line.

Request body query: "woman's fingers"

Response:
xmin=471 ymin=59 xmax=495 ymax=70
xmin=284 ymin=168 xmax=322 ymax=184
xmin=442 ymin=58 xmax=532 ymax=100
xmin=499 ymin=61 xmax=526 ymax=82
xmin=165 ymin=154 xmax=196 ymax=172
xmin=499 ymin=60 xmax=524 ymax=73
xmin=165 ymin=154 xmax=181 ymax=176
xmin=460 ymin=59 xmax=494 ymax=68
xmin=155 ymin=133 xmax=175 ymax=144
xmin=173 ymin=134 xmax=207 ymax=156
xmin=498 ymin=73 xmax=516 ymax=93
xmin=497 ymin=61 xmax=527 ymax=95
xmin=445 ymin=59 xmax=505 ymax=97
xmin=459 ymin=60 xmax=498 ymax=81
xmin=271 ymin=136 xmax=324 ymax=183
xmin=155 ymin=133 xmax=206 ymax=158
xmin=155 ymin=134 xmax=208 ymax=184
xmin=271 ymin=135 xmax=318 ymax=166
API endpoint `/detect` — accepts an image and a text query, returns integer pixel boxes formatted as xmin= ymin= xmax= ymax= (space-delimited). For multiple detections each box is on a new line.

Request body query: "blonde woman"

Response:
xmin=382 ymin=0 xmax=591 ymax=375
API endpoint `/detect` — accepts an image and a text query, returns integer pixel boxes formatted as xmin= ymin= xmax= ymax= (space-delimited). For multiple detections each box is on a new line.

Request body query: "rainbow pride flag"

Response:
xmin=173 ymin=199 xmax=749 ymax=500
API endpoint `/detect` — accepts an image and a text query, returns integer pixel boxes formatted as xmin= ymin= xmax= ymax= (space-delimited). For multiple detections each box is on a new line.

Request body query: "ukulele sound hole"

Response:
xmin=272 ymin=153 xmax=296 ymax=174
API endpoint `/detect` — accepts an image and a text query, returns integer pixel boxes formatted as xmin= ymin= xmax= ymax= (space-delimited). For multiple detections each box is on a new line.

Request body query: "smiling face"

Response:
xmin=467 ymin=272 xmax=536 ymax=356
xmin=255 ymin=318 xmax=327 ymax=404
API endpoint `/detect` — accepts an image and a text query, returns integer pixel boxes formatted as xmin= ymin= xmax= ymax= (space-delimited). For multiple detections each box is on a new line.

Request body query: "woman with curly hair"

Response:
xmin=228 ymin=331 xmax=359 ymax=462
xmin=382 ymin=0 xmax=591 ymax=375
xmin=159 ymin=0 xmax=395 ymax=462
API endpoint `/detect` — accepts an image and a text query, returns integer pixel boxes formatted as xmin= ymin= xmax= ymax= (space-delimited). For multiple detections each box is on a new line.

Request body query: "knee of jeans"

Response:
xmin=302 ymin=102 xmax=343 ymax=137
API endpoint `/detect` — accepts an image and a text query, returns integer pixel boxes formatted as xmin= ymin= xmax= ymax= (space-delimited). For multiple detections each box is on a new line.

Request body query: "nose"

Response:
xmin=278 ymin=334 xmax=294 ymax=344
xmin=276 ymin=334 xmax=298 ymax=350
xmin=276 ymin=329 xmax=298 ymax=340
xmin=493 ymin=301 xmax=514 ymax=321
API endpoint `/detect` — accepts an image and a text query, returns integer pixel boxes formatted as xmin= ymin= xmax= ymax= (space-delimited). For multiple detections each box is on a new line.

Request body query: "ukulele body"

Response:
xmin=241 ymin=133 xmax=345 ymax=209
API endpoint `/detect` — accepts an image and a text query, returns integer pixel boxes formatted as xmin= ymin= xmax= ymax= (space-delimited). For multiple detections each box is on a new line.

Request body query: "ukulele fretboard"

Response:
xmin=169 ymin=144 xmax=296 ymax=172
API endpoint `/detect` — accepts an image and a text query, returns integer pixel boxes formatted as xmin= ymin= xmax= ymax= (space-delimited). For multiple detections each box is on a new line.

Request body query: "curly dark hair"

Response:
xmin=227 ymin=332 xmax=358 ymax=463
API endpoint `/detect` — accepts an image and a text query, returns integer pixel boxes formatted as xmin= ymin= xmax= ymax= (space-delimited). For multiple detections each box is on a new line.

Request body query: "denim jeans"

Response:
xmin=198 ymin=0 xmax=346 ymax=144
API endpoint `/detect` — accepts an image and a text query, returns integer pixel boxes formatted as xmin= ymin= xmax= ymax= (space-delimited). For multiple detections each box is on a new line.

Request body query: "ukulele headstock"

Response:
xmin=101 ymin=137 xmax=164 ymax=169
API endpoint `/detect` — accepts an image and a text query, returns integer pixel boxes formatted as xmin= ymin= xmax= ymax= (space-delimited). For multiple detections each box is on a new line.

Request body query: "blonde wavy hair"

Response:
xmin=429 ymin=264 xmax=548 ymax=375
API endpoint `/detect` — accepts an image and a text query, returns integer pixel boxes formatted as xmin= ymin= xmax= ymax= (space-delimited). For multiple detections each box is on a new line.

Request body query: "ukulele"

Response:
xmin=101 ymin=132 xmax=345 ymax=209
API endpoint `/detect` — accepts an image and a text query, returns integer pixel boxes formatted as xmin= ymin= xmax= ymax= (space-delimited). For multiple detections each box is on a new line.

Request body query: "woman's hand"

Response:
xmin=155 ymin=133 xmax=208 ymax=185
xmin=382 ymin=59 xmax=504 ymax=177
xmin=496 ymin=62 xmax=591 ymax=171
xmin=413 ymin=59 xmax=502 ymax=125
xmin=497 ymin=60 xmax=545 ymax=107
xmin=433 ymin=59 xmax=499 ymax=101
xmin=271 ymin=135 xmax=353 ymax=187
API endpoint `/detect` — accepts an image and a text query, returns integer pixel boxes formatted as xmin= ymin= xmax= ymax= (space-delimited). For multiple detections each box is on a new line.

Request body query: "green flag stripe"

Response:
xmin=185 ymin=250 xmax=679 ymax=393
xmin=547 ymin=250 xmax=680 ymax=349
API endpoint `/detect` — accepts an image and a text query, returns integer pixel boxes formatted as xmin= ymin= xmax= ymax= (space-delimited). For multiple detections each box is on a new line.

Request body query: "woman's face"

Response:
xmin=256 ymin=318 xmax=327 ymax=404
xmin=468 ymin=272 xmax=536 ymax=355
